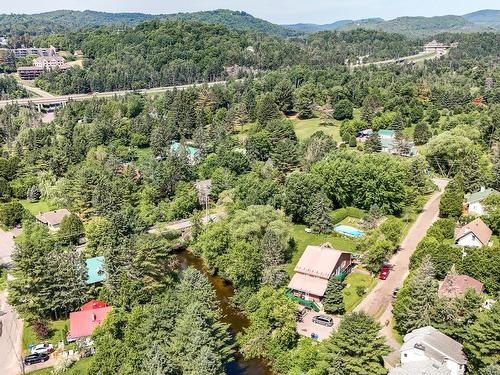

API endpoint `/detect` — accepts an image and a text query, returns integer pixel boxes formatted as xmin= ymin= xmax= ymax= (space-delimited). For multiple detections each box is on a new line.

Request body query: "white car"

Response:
xmin=30 ymin=343 xmax=54 ymax=355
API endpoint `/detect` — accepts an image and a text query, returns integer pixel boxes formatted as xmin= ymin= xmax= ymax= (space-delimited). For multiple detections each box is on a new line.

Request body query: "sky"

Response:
xmin=1 ymin=0 xmax=499 ymax=24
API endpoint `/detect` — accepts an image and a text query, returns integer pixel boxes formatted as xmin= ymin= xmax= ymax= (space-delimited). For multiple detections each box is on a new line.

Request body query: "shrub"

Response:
xmin=53 ymin=356 xmax=76 ymax=374
xmin=356 ymin=285 xmax=366 ymax=297
xmin=347 ymin=207 xmax=365 ymax=219
xmin=330 ymin=208 xmax=348 ymax=224
xmin=32 ymin=319 xmax=50 ymax=340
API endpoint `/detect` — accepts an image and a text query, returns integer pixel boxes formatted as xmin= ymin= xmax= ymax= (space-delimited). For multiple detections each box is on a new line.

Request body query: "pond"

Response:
xmin=175 ymin=250 xmax=274 ymax=375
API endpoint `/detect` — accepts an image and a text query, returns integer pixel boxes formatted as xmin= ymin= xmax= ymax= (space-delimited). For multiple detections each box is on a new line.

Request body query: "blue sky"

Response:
xmin=2 ymin=0 xmax=498 ymax=24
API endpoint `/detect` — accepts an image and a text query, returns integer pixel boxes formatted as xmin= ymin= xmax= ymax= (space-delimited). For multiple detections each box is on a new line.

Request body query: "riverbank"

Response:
xmin=176 ymin=250 xmax=274 ymax=375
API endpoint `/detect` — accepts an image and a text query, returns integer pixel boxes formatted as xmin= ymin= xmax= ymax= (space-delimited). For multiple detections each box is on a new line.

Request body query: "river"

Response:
xmin=176 ymin=250 xmax=274 ymax=375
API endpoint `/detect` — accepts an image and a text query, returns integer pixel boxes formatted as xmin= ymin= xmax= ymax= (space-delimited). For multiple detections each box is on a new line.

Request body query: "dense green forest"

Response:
xmin=32 ymin=21 xmax=425 ymax=93
xmin=163 ymin=9 xmax=301 ymax=38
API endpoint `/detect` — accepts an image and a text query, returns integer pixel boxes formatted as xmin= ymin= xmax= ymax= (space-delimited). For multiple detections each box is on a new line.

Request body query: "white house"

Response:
xmin=400 ymin=326 xmax=467 ymax=375
xmin=466 ymin=187 xmax=498 ymax=216
xmin=454 ymin=218 xmax=492 ymax=248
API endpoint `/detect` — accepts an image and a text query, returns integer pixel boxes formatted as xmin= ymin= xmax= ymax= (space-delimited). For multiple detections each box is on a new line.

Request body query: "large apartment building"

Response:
xmin=13 ymin=47 xmax=57 ymax=59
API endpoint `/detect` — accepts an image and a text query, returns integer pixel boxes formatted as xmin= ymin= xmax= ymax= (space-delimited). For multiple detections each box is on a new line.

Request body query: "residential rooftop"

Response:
xmin=402 ymin=326 xmax=467 ymax=365
xmin=454 ymin=218 xmax=492 ymax=246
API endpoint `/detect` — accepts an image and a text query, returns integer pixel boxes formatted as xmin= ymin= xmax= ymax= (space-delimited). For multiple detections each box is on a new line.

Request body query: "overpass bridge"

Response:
xmin=0 ymin=81 xmax=228 ymax=111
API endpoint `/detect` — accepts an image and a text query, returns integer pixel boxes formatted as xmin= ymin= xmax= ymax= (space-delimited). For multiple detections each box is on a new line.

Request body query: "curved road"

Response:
xmin=354 ymin=178 xmax=448 ymax=355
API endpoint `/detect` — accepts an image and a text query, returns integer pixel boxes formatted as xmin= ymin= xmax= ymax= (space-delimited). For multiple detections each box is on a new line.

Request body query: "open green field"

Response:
xmin=19 ymin=199 xmax=52 ymax=215
xmin=343 ymin=271 xmax=377 ymax=312
xmin=287 ymin=224 xmax=358 ymax=275
xmin=29 ymin=356 xmax=92 ymax=375
xmin=22 ymin=319 xmax=69 ymax=354
xmin=291 ymin=118 xmax=342 ymax=142
xmin=236 ymin=117 xmax=345 ymax=143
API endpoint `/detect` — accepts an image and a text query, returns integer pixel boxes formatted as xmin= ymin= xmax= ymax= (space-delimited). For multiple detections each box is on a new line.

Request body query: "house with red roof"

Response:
xmin=68 ymin=302 xmax=112 ymax=341
xmin=438 ymin=275 xmax=483 ymax=299
xmin=80 ymin=300 xmax=108 ymax=311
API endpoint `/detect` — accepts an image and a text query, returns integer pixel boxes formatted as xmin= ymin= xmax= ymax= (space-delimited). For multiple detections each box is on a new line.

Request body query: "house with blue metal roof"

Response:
xmin=85 ymin=256 xmax=106 ymax=285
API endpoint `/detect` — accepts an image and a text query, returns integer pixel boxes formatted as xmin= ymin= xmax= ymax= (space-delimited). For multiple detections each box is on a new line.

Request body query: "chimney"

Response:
xmin=91 ymin=313 xmax=96 ymax=322
xmin=480 ymin=186 xmax=486 ymax=192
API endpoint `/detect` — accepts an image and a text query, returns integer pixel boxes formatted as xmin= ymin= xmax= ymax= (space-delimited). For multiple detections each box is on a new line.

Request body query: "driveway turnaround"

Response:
xmin=354 ymin=178 xmax=448 ymax=350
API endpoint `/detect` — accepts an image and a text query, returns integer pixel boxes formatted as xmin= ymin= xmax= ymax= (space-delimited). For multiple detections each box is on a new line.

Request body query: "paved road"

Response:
xmin=350 ymin=51 xmax=438 ymax=69
xmin=0 ymin=228 xmax=16 ymax=266
xmin=0 ymin=80 xmax=229 ymax=109
xmin=21 ymin=84 xmax=54 ymax=98
xmin=0 ymin=228 xmax=23 ymax=375
xmin=354 ymin=178 xmax=449 ymax=351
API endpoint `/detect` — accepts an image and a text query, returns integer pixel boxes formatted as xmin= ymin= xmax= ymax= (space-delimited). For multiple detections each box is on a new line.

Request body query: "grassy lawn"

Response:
xmin=19 ymin=199 xmax=52 ymax=215
xmin=287 ymin=224 xmax=358 ymax=275
xmin=338 ymin=216 xmax=363 ymax=229
xmin=29 ymin=356 xmax=92 ymax=375
xmin=22 ymin=319 xmax=69 ymax=354
xmin=291 ymin=118 xmax=342 ymax=142
xmin=343 ymin=272 xmax=377 ymax=312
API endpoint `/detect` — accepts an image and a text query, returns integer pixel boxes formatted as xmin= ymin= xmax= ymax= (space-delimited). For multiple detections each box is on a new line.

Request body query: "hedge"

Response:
xmin=330 ymin=207 xmax=366 ymax=224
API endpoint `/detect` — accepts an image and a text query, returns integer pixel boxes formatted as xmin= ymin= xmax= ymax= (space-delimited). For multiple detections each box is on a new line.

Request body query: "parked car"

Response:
xmin=379 ymin=265 xmax=390 ymax=280
xmin=31 ymin=343 xmax=54 ymax=355
xmin=24 ymin=353 xmax=49 ymax=366
xmin=312 ymin=315 xmax=334 ymax=327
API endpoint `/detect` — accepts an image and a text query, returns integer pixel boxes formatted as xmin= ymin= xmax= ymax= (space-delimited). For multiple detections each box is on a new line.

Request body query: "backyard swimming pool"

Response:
xmin=334 ymin=224 xmax=365 ymax=238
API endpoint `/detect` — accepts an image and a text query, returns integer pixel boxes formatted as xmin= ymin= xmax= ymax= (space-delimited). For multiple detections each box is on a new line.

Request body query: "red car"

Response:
xmin=379 ymin=265 xmax=390 ymax=280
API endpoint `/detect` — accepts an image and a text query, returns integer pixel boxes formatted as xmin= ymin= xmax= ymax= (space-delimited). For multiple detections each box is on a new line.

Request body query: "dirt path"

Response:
xmin=354 ymin=178 xmax=449 ymax=353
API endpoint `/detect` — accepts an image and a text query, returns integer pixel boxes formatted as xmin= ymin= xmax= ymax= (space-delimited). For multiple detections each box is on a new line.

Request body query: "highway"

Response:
xmin=0 ymin=80 xmax=229 ymax=109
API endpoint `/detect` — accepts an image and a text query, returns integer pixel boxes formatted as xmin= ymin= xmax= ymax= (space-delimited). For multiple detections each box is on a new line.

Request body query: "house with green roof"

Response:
xmin=85 ymin=256 xmax=106 ymax=285
xmin=377 ymin=129 xmax=417 ymax=157
xmin=466 ymin=187 xmax=499 ymax=216
xmin=170 ymin=141 xmax=199 ymax=164
xmin=378 ymin=129 xmax=396 ymax=139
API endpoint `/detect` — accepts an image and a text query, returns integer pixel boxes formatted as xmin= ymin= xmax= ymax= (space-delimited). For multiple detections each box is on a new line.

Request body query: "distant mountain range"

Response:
xmin=0 ymin=8 xmax=499 ymax=39
xmin=286 ymin=10 xmax=500 ymax=37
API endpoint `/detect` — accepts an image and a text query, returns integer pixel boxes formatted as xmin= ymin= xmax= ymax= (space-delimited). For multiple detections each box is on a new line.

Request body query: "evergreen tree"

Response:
xmin=293 ymin=83 xmax=316 ymax=119
xmin=323 ymin=278 xmax=345 ymax=314
xmin=394 ymin=256 xmax=438 ymax=334
xmin=348 ymin=135 xmax=357 ymax=147
xmin=273 ymin=79 xmax=294 ymax=113
xmin=391 ymin=112 xmax=405 ymax=131
xmin=463 ymin=302 xmax=500 ymax=372
xmin=306 ymin=191 xmax=334 ymax=234
xmin=413 ymin=121 xmax=431 ymax=145
xmin=320 ymin=312 xmax=390 ymax=375
xmin=256 ymin=92 xmax=280 ymax=126
xmin=271 ymin=139 xmax=299 ymax=174
xmin=151 ymin=121 xmax=175 ymax=157
xmin=365 ymin=132 xmax=382 ymax=153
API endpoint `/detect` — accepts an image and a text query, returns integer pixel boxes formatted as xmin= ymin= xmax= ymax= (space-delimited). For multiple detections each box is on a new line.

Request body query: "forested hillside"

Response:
xmin=32 ymin=22 xmax=421 ymax=94
xmin=0 ymin=10 xmax=156 ymax=37
xmin=288 ymin=12 xmax=500 ymax=38
xmin=464 ymin=9 xmax=500 ymax=29
xmin=163 ymin=9 xmax=301 ymax=37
